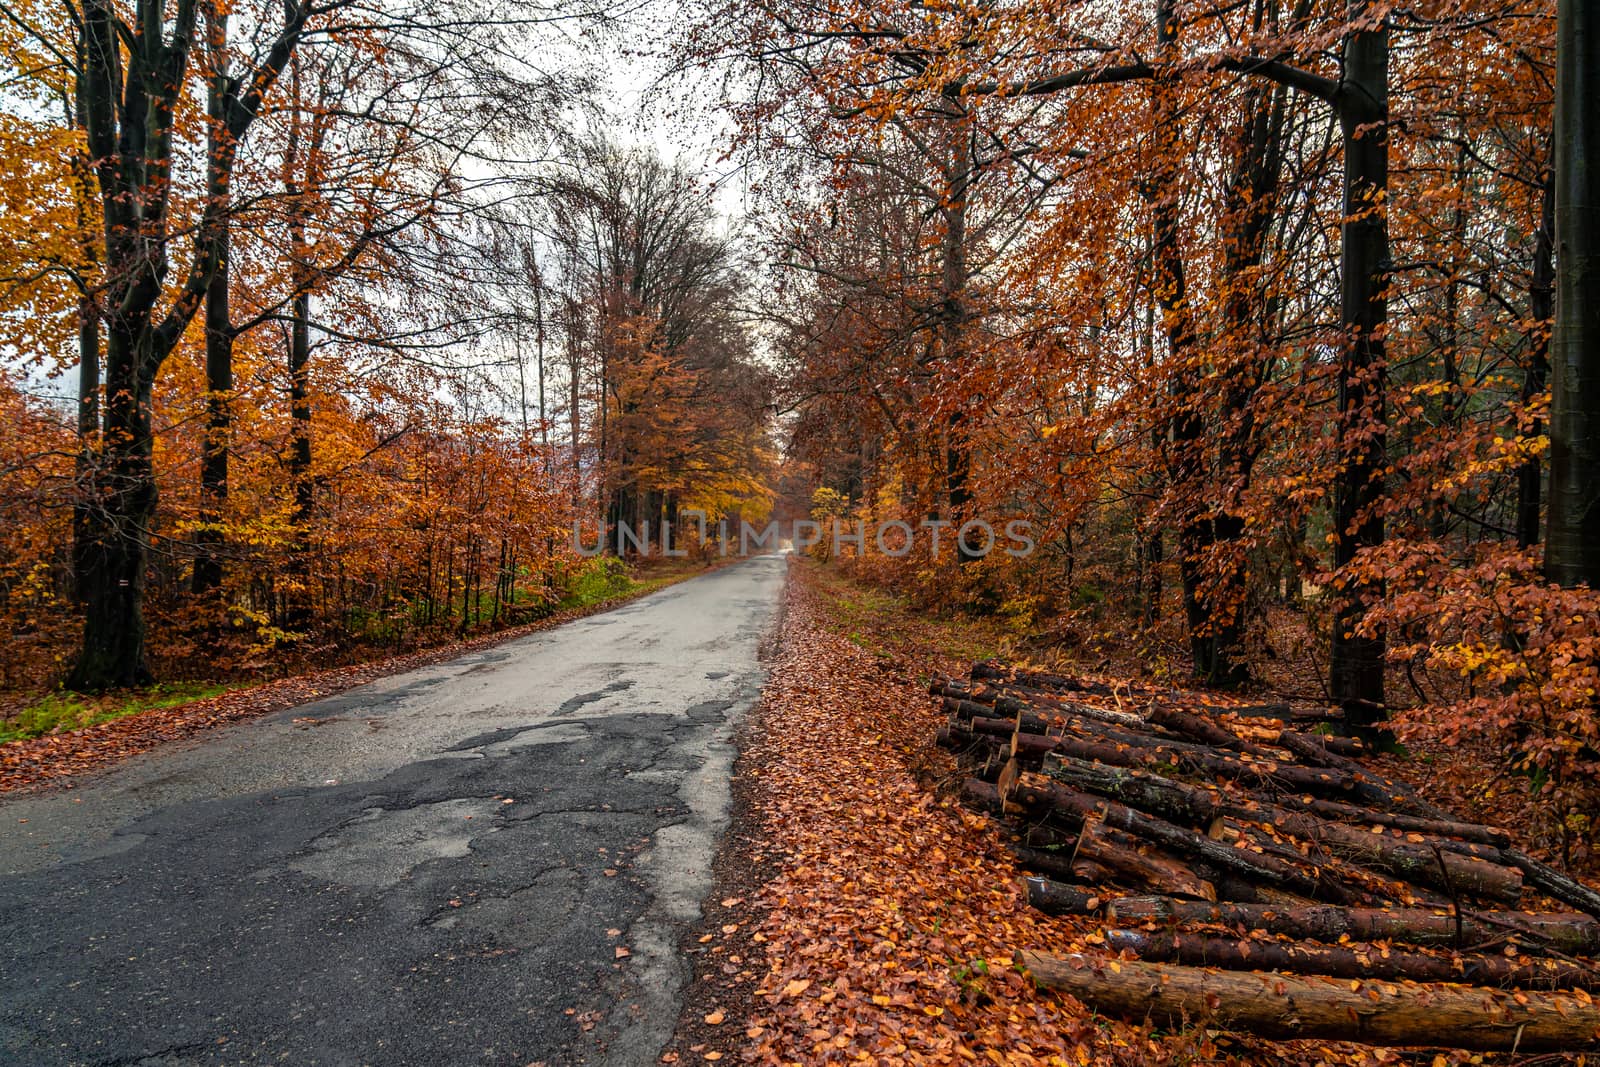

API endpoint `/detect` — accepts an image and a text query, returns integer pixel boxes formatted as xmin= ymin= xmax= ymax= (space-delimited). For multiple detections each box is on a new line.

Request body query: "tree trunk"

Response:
xmin=1546 ymin=0 xmax=1600 ymax=586
xmin=1329 ymin=0 xmax=1390 ymax=719
xmin=1104 ymin=895 xmax=1600 ymax=955
xmin=1075 ymin=819 xmax=1216 ymax=900
xmin=69 ymin=325 xmax=159 ymax=690
xmin=939 ymin=119 xmax=975 ymax=562
xmin=193 ymin=41 xmax=233 ymax=597
xmin=1039 ymin=754 xmax=1221 ymax=827
xmin=1024 ymin=950 xmax=1600 ymax=1051
xmin=1024 ymin=877 xmax=1102 ymax=916
xmin=72 ymin=296 xmax=102 ymax=608
xmin=1101 ymin=926 xmax=1600 ymax=990
xmin=284 ymin=284 xmax=314 ymax=626
xmin=1519 ymin=164 xmax=1555 ymax=548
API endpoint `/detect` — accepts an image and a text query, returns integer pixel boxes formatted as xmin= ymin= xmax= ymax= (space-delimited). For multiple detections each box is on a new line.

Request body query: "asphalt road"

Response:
xmin=0 ymin=554 xmax=786 ymax=1067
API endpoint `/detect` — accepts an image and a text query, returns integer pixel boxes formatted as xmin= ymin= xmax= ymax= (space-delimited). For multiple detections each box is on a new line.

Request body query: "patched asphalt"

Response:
xmin=0 ymin=554 xmax=786 ymax=1067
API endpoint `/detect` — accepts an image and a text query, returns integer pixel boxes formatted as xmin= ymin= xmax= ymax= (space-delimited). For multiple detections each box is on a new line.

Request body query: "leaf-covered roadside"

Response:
xmin=703 ymin=560 xmax=1484 ymax=1066
xmin=0 ymin=566 xmax=711 ymax=795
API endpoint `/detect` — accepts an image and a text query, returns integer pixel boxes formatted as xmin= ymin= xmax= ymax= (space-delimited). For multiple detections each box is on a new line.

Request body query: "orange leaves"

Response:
xmin=727 ymin=563 xmax=1142 ymax=1064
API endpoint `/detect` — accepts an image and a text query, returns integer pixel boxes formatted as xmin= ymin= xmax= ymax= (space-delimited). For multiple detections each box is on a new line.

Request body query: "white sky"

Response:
xmin=597 ymin=10 xmax=752 ymax=225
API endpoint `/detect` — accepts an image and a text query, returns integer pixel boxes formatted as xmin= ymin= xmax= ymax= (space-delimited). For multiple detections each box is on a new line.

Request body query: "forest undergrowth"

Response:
xmin=675 ymin=557 xmax=1570 ymax=1066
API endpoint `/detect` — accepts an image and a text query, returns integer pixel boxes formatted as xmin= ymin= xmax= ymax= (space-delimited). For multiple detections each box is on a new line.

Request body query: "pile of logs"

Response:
xmin=936 ymin=661 xmax=1600 ymax=1052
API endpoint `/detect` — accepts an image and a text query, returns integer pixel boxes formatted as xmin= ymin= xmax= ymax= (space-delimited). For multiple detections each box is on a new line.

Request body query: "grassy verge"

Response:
xmin=0 ymin=682 xmax=235 ymax=744
xmin=804 ymin=560 xmax=1016 ymax=669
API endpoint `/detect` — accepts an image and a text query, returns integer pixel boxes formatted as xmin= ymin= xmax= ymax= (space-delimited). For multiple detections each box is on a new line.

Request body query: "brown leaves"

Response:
xmin=727 ymin=564 xmax=1133 ymax=1064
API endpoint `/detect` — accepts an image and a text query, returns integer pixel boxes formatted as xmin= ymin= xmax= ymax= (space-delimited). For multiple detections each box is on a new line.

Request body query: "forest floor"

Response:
xmin=663 ymin=557 xmax=1555 ymax=1066
xmin=0 ymin=556 xmax=727 ymax=794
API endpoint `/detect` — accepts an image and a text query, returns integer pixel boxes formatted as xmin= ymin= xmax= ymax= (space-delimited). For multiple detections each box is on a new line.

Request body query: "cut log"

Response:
xmin=967 ymin=714 xmax=1012 ymax=737
xmin=960 ymin=778 xmax=1006 ymax=816
xmin=941 ymin=688 xmax=1054 ymax=722
xmin=1018 ymin=694 xmax=1149 ymax=730
xmin=1010 ymin=844 xmax=1108 ymax=884
xmin=967 ymin=662 xmax=1332 ymax=720
xmin=1274 ymin=794 xmax=1512 ymax=848
xmin=1277 ymin=729 xmax=1366 ymax=760
xmin=1020 ymin=951 xmax=1600 ymax=1051
xmin=1020 ymin=731 xmax=1356 ymax=797
xmin=1298 ymin=818 xmax=1521 ymax=903
xmin=948 ymin=699 xmax=1059 ymax=732
xmin=1145 ymin=703 xmax=1271 ymax=756
xmin=1024 ymin=876 xmax=1102 ymax=916
xmin=1039 ymin=754 xmax=1221 ymax=827
xmin=1103 ymin=895 xmax=1600 ymax=955
xmin=1007 ymin=778 xmax=1353 ymax=903
xmin=1213 ymin=820 xmax=1445 ymax=908
xmin=1075 ymin=818 xmax=1217 ymax=901
xmin=1101 ymin=926 xmax=1600 ymax=990
xmin=972 ymin=752 xmax=1009 ymax=785
xmin=1228 ymin=806 xmax=1525 ymax=904
xmin=1272 ymin=730 xmax=1450 ymax=819
xmin=970 ymin=662 xmax=1115 ymax=696
xmin=935 ymin=724 xmax=979 ymax=751
xmin=1507 ymin=850 xmax=1600 ymax=920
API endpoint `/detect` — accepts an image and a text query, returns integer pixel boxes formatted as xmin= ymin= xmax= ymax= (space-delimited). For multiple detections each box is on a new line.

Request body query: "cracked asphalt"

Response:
xmin=0 ymin=554 xmax=786 ymax=1067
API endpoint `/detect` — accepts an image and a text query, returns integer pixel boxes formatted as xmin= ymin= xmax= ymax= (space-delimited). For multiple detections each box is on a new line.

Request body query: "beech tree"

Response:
xmin=66 ymin=0 xmax=325 ymax=688
xmin=1547 ymin=0 xmax=1600 ymax=589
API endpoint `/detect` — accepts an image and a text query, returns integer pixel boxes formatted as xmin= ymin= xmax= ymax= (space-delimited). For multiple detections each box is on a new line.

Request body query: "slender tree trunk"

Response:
xmin=1430 ymin=137 xmax=1469 ymax=538
xmin=1329 ymin=0 xmax=1390 ymax=719
xmin=939 ymin=121 xmax=975 ymax=562
xmin=1521 ymin=164 xmax=1555 ymax=549
xmin=567 ymin=297 xmax=583 ymax=510
xmin=69 ymin=61 xmax=102 ymax=609
xmin=192 ymin=219 xmax=231 ymax=596
xmin=1146 ymin=0 xmax=1235 ymax=685
xmin=193 ymin=37 xmax=233 ymax=597
xmin=73 ymin=296 xmax=102 ymax=606
xmin=284 ymin=284 xmax=314 ymax=624
xmin=1547 ymin=0 xmax=1600 ymax=587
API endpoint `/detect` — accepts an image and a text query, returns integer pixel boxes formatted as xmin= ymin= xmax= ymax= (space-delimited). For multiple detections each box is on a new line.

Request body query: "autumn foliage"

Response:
xmin=679 ymin=0 xmax=1600 ymax=855
xmin=0 ymin=2 xmax=775 ymax=713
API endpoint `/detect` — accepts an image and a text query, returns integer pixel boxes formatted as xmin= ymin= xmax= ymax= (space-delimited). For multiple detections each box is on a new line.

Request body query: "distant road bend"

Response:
xmin=0 ymin=554 xmax=785 ymax=1067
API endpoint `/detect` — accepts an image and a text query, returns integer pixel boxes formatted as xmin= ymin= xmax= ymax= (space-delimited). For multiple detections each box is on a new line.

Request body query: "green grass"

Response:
xmin=0 ymin=681 xmax=235 ymax=744
xmin=807 ymin=560 xmax=1010 ymax=664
